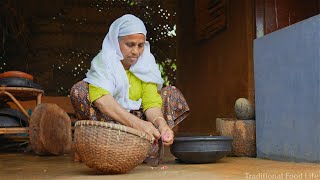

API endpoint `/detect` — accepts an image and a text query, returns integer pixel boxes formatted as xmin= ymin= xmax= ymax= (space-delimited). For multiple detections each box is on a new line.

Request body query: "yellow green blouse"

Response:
xmin=89 ymin=70 xmax=162 ymax=111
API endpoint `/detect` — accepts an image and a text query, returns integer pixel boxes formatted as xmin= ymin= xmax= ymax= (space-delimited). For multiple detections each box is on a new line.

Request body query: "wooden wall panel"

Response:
xmin=176 ymin=0 xmax=254 ymax=133
xmin=194 ymin=0 xmax=228 ymax=41
xmin=255 ymin=0 xmax=320 ymax=38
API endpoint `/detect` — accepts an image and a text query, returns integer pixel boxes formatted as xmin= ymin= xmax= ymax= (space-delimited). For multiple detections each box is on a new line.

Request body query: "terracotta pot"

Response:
xmin=0 ymin=71 xmax=34 ymax=81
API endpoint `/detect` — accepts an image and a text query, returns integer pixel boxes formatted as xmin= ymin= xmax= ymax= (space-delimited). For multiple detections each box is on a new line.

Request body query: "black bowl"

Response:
xmin=170 ymin=136 xmax=233 ymax=164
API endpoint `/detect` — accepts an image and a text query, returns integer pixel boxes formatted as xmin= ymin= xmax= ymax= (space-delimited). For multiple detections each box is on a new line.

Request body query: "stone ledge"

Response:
xmin=216 ymin=118 xmax=256 ymax=157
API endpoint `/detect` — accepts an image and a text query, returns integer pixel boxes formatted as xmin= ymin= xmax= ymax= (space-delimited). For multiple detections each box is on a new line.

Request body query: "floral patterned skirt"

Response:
xmin=70 ymin=81 xmax=190 ymax=166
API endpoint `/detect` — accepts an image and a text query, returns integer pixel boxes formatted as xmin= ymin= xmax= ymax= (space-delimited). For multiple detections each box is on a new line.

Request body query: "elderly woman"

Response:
xmin=70 ymin=14 xmax=189 ymax=162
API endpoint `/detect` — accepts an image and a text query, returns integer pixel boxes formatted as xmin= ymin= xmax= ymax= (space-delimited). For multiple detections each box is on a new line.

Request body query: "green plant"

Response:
xmin=158 ymin=59 xmax=177 ymax=86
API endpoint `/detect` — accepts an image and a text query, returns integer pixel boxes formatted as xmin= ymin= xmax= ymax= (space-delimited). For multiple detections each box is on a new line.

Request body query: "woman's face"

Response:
xmin=119 ymin=33 xmax=145 ymax=70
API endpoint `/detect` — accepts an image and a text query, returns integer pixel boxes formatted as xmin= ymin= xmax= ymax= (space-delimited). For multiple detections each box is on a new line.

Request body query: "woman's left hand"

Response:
xmin=158 ymin=124 xmax=174 ymax=146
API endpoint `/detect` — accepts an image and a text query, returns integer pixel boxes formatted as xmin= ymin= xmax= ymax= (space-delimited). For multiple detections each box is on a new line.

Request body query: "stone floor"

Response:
xmin=1 ymin=148 xmax=319 ymax=180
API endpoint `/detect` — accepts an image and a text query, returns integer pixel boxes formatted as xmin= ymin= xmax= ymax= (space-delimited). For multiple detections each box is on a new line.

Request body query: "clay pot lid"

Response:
xmin=0 ymin=71 xmax=34 ymax=81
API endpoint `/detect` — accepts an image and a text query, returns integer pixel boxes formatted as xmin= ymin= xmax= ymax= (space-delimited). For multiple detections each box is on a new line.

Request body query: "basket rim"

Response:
xmin=75 ymin=120 xmax=154 ymax=143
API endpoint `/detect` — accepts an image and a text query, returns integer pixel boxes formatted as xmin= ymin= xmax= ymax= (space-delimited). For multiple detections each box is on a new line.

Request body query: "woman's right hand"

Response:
xmin=134 ymin=120 xmax=161 ymax=141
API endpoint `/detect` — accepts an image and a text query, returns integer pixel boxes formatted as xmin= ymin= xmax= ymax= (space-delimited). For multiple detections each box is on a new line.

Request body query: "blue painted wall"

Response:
xmin=254 ymin=14 xmax=320 ymax=163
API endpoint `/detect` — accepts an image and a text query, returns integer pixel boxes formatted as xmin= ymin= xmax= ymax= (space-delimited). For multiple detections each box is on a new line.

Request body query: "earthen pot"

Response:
xmin=0 ymin=71 xmax=34 ymax=81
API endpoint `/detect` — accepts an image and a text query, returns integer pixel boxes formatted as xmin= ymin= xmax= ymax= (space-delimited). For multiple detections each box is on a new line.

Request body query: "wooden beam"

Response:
xmin=31 ymin=18 xmax=108 ymax=34
xmin=246 ymin=0 xmax=255 ymax=104
xmin=30 ymin=33 xmax=103 ymax=53
xmin=8 ymin=96 xmax=75 ymax=114
xmin=53 ymin=7 xmax=123 ymax=23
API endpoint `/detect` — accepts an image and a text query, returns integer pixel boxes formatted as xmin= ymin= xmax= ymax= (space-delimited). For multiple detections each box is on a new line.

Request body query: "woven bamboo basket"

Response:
xmin=74 ymin=120 xmax=153 ymax=174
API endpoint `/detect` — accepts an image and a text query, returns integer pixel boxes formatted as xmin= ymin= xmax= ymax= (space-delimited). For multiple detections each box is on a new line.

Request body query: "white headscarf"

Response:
xmin=84 ymin=14 xmax=164 ymax=110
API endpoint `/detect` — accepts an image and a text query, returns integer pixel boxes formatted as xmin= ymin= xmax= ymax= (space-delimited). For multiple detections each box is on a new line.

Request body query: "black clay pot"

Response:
xmin=0 ymin=116 xmax=22 ymax=127
xmin=0 ymin=108 xmax=28 ymax=127
xmin=170 ymin=136 xmax=233 ymax=164
xmin=0 ymin=77 xmax=42 ymax=89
